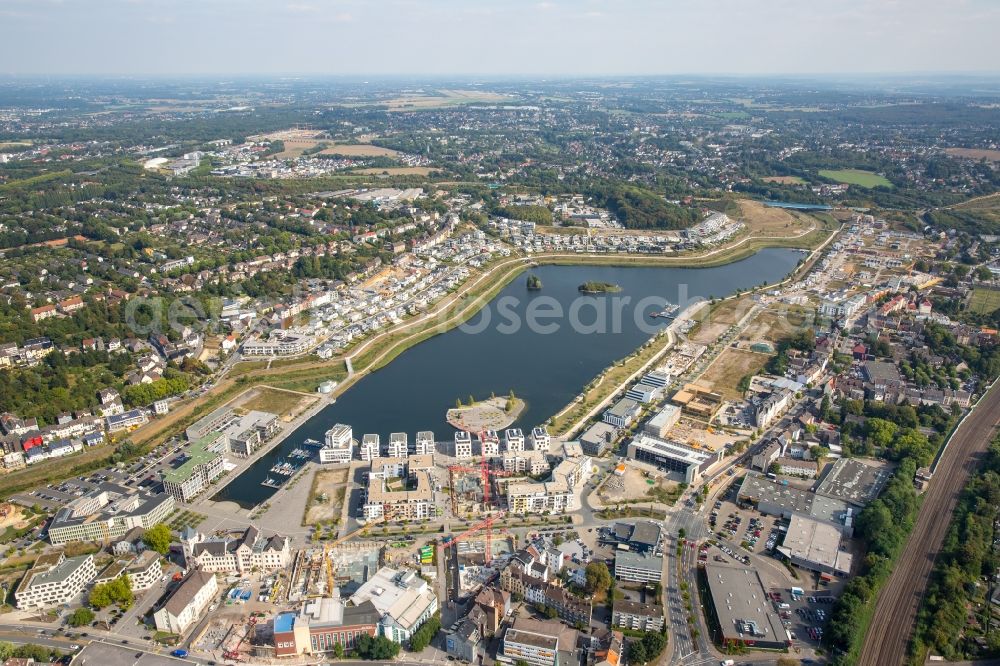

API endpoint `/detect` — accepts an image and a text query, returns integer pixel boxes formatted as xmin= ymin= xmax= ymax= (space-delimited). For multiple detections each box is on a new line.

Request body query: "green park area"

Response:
xmin=819 ymin=169 xmax=892 ymax=189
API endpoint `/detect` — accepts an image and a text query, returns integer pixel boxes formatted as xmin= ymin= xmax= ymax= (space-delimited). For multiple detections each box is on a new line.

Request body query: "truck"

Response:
xmin=170 ymin=649 xmax=188 ymax=658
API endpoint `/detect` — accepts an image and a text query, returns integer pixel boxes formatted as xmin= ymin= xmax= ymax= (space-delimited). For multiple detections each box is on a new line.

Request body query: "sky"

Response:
xmin=0 ymin=0 xmax=998 ymax=76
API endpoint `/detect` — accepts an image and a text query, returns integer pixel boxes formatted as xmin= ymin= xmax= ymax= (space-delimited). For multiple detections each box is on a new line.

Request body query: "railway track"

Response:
xmin=858 ymin=382 xmax=1000 ymax=665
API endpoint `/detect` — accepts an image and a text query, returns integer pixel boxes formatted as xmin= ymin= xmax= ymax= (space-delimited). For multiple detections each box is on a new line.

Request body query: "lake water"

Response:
xmin=212 ymin=248 xmax=802 ymax=507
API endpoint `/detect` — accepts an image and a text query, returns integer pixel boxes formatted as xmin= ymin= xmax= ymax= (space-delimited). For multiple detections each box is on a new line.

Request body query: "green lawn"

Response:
xmin=819 ymin=169 xmax=892 ymax=189
xmin=969 ymin=288 xmax=1000 ymax=314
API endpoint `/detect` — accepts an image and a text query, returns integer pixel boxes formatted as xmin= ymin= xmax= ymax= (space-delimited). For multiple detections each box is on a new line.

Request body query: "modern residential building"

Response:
xmin=348 ymin=567 xmax=439 ymax=643
xmin=611 ymin=599 xmax=665 ymax=632
xmin=224 ymin=410 xmax=280 ymax=457
xmin=48 ymin=485 xmax=174 ymax=545
xmin=359 ymin=434 xmax=381 ymax=461
xmin=320 ymin=424 xmax=353 ymax=464
xmin=154 ymin=570 xmax=219 ymax=635
xmin=446 ymin=619 xmax=482 ymax=662
xmin=94 ymin=550 xmax=163 ymax=592
xmin=530 ymin=427 xmax=550 ymax=452
xmin=363 ymin=458 xmax=434 ymax=522
xmin=613 ymin=551 xmax=663 ymax=583
xmin=480 ymin=430 xmax=500 ymax=457
xmin=161 ymin=432 xmax=227 ymax=503
xmin=242 ymin=330 xmax=315 ymax=357
xmin=106 ymin=408 xmax=149 ymax=433
xmin=502 ymin=451 xmax=550 ymax=476
xmin=497 ymin=618 xmax=570 ymax=666
xmin=454 ymin=431 xmax=473 ymax=459
xmin=505 ymin=428 xmax=525 ymax=452
xmin=14 ymin=552 xmax=96 ymax=609
xmin=387 ymin=432 xmax=408 ymax=458
xmin=505 ymin=480 xmax=572 ymax=514
xmin=414 ymin=431 xmax=435 ymax=455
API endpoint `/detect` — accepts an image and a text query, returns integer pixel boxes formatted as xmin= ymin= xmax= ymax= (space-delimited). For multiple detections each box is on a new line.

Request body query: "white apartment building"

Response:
xmin=414 ymin=431 xmax=435 ymax=455
xmin=480 ymin=430 xmax=500 ymax=457
xmin=360 ymin=434 xmax=381 ymax=461
xmin=455 ymin=431 xmax=473 ymax=459
xmin=15 ymin=553 xmax=97 ymax=609
xmin=387 ymin=432 xmax=409 ymax=458
xmin=320 ymin=424 xmax=353 ymax=464
xmin=505 ymin=428 xmax=525 ymax=452
xmin=530 ymin=427 xmax=550 ymax=453
xmin=154 ymin=571 xmax=219 ymax=635
xmin=505 ymin=480 xmax=572 ymax=515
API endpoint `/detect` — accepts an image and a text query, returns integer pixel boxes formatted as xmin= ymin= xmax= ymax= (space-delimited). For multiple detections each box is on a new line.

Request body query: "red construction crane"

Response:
xmin=440 ymin=511 xmax=507 ymax=564
xmin=223 ymin=616 xmax=257 ymax=661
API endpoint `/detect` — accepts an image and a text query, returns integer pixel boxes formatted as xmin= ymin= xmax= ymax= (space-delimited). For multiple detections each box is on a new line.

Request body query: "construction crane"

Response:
xmin=223 ymin=616 xmax=257 ymax=661
xmin=440 ymin=511 xmax=508 ymax=564
xmin=449 ymin=458 xmax=512 ymax=513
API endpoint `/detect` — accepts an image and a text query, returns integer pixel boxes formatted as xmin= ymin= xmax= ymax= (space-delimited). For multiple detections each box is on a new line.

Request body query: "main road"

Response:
xmin=858 ymin=381 xmax=1000 ymax=665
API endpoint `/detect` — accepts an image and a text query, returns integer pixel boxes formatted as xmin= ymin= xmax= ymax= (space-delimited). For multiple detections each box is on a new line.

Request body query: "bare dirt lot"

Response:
xmin=945 ymin=147 xmax=1000 ymax=162
xmin=688 ymin=296 xmax=754 ymax=344
xmin=303 ymin=468 xmax=350 ymax=525
xmin=698 ymin=348 xmax=769 ymax=400
xmin=599 ymin=463 xmax=679 ymax=505
xmin=761 ymin=176 xmax=807 ymax=185
xmin=318 ymin=143 xmax=400 ymax=157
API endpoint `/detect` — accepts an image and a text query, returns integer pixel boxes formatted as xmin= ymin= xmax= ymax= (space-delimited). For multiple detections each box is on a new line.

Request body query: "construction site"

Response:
xmin=447 ymin=457 xmax=511 ymax=518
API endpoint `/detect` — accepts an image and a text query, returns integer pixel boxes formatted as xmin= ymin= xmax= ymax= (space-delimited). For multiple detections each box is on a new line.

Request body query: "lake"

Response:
xmin=212 ymin=248 xmax=802 ymax=507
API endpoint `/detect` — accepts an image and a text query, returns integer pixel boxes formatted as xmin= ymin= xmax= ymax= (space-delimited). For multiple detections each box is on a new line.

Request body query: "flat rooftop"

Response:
xmin=815 ymin=457 xmax=891 ymax=507
xmin=629 ymin=433 xmax=714 ymax=465
xmin=738 ymin=472 xmax=850 ymax=528
xmin=162 ymin=432 xmax=222 ymax=483
xmin=779 ymin=514 xmax=853 ymax=575
xmin=704 ymin=563 xmax=786 ymax=646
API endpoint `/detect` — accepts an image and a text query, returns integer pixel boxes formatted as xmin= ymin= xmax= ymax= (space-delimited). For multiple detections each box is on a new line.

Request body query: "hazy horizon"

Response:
xmin=1 ymin=0 xmax=998 ymax=77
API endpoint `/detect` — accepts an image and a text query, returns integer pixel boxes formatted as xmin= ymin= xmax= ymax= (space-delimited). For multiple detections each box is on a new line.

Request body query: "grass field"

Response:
xmin=738 ymin=199 xmax=813 ymax=237
xmin=698 ymin=348 xmax=771 ymax=400
xmin=819 ymin=169 xmax=892 ymax=189
xmin=968 ymin=288 xmax=1000 ymax=314
xmin=237 ymin=387 xmax=317 ymax=420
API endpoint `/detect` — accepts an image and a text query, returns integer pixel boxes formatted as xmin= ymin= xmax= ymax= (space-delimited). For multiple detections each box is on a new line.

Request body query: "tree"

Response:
xmin=142 ymin=523 xmax=172 ymax=554
xmin=585 ymin=561 xmax=611 ymax=594
xmin=332 ymin=643 xmax=344 ymax=659
xmin=354 ymin=634 xmax=399 ymax=660
xmin=89 ymin=575 xmax=134 ymax=609
xmin=68 ymin=607 xmax=94 ymax=627
xmin=409 ymin=613 xmax=441 ymax=652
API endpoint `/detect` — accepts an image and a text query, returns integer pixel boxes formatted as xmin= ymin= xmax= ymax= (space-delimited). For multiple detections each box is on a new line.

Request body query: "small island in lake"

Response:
xmin=526 ymin=274 xmax=543 ymax=290
xmin=578 ymin=281 xmax=622 ymax=294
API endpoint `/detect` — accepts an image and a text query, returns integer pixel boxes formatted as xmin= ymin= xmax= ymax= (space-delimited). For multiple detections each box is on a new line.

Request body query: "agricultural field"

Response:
xmin=945 ymin=147 xmax=1000 ymax=163
xmin=818 ymin=168 xmax=893 ymax=188
xmin=968 ymin=288 xmax=1000 ymax=314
